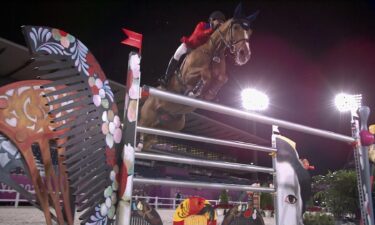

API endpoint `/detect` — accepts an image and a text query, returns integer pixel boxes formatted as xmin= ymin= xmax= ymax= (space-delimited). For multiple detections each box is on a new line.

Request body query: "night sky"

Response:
xmin=2 ymin=0 xmax=375 ymax=175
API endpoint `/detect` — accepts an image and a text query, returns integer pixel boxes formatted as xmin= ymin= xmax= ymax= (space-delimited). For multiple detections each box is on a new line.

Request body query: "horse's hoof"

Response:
xmin=188 ymin=91 xmax=198 ymax=98
xmin=136 ymin=143 xmax=143 ymax=151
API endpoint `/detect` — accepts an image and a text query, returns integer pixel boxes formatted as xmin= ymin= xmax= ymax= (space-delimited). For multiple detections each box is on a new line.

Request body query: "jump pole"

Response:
xmin=135 ymin=152 xmax=275 ymax=174
xmin=144 ymin=86 xmax=354 ymax=144
xmin=133 ymin=178 xmax=275 ymax=193
xmin=137 ymin=126 xmax=276 ymax=153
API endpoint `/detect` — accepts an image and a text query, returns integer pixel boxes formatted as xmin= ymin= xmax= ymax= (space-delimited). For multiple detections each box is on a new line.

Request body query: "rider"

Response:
xmin=158 ymin=11 xmax=226 ymax=87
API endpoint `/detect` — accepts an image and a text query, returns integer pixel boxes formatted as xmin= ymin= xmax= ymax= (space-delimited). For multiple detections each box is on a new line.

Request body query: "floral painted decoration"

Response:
xmin=26 ymin=26 xmax=122 ymax=225
xmin=89 ymin=76 xmax=114 ymax=109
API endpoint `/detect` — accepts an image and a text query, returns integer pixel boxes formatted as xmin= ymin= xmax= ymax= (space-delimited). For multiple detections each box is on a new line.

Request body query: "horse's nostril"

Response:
xmin=240 ymin=50 xmax=245 ymax=56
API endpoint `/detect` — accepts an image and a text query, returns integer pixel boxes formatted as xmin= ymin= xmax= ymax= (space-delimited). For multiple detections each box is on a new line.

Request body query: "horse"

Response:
xmin=139 ymin=4 xmax=258 ymax=149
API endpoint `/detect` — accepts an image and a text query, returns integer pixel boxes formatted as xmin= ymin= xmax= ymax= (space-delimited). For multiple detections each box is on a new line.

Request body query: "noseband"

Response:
xmin=218 ymin=20 xmax=251 ymax=55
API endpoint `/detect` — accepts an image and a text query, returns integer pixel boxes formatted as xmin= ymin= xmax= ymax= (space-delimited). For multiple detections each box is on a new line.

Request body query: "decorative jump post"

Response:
xmin=117 ymin=27 xmax=143 ymax=225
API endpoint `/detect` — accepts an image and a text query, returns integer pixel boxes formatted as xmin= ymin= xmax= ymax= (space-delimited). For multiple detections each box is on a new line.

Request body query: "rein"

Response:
xmin=216 ymin=21 xmax=250 ymax=55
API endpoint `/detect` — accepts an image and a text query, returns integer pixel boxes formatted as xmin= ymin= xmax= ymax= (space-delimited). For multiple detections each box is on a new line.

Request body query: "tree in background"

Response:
xmin=312 ymin=170 xmax=360 ymax=219
xmin=219 ymin=189 xmax=229 ymax=205
xmin=303 ymin=213 xmax=334 ymax=225
xmin=260 ymin=192 xmax=273 ymax=211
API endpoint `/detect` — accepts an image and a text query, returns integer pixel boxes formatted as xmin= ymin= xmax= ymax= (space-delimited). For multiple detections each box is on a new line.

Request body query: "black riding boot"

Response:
xmin=158 ymin=57 xmax=179 ymax=87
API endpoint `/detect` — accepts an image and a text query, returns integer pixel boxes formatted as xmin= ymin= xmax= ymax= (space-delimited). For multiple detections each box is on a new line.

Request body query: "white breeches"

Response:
xmin=173 ymin=43 xmax=191 ymax=60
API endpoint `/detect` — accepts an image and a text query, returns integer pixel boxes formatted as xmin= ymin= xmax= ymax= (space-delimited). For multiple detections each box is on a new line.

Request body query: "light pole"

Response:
xmin=334 ymin=93 xmax=374 ymax=225
xmin=241 ymin=88 xmax=269 ymax=181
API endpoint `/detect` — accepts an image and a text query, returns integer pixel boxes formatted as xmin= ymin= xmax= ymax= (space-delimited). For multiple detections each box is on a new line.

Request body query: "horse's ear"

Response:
xmin=246 ymin=10 xmax=260 ymax=23
xmin=233 ymin=2 xmax=243 ymax=19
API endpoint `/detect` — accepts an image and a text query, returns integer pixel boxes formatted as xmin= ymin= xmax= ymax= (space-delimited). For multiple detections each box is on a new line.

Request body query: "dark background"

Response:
xmin=2 ymin=0 xmax=375 ymax=175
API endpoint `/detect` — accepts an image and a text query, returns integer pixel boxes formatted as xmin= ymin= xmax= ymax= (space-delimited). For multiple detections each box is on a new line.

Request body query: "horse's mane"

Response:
xmin=205 ymin=18 xmax=234 ymax=46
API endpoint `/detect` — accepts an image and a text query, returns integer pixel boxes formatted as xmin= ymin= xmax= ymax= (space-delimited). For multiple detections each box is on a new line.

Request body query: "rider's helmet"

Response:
xmin=209 ymin=11 xmax=226 ymax=23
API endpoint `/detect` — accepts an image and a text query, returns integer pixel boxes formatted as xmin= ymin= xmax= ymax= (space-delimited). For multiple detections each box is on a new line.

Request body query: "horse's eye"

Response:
xmin=285 ymin=195 xmax=297 ymax=204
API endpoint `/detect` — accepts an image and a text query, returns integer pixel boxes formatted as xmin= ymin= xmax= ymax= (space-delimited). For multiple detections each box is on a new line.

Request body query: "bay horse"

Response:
xmin=139 ymin=4 xmax=258 ymax=149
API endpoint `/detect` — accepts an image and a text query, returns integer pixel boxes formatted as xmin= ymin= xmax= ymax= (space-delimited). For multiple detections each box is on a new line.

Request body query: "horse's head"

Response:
xmin=218 ymin=3 xmax=259 ymax=65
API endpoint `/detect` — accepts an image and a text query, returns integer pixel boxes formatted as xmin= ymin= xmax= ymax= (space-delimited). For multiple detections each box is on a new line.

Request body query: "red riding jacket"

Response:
xmin=181 ymin=22 xmax=213 ymax=49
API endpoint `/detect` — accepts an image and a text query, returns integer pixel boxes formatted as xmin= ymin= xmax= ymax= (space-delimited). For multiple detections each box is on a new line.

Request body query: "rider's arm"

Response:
xmin=181 ymin=22 xmax=213 ymax=48
xmin=197 ymin=22 xmax=213 ymax=36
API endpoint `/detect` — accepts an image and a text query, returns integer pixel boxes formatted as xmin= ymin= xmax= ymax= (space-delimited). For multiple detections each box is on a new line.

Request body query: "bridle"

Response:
xmin=217 ymin=19 xmax=251 ymax=55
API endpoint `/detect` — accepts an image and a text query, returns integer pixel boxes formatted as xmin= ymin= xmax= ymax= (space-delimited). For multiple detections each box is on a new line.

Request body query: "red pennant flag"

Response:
xmin=121 ymin=28 xmax=143 ymax=54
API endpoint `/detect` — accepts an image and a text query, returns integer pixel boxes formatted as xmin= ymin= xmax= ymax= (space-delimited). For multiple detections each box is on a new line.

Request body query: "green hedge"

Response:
xmin=303 ymin=213 xmax=334 ymax=225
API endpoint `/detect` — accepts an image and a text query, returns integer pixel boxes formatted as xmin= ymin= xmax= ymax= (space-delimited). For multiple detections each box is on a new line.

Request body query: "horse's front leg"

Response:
xmin=186 ymin=79 xmax=204 ymax=97
xmin=203 ymin=73 xmax=228 ymax=100
xmin=187 ymin=69 xmax=211 ymax=98
xmin=138 ymin=97 xmax=160 ymax=150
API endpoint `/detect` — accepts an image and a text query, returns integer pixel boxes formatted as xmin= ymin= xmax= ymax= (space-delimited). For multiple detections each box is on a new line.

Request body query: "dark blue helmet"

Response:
xmin=209 ymin=11 xmax=226 ymax=22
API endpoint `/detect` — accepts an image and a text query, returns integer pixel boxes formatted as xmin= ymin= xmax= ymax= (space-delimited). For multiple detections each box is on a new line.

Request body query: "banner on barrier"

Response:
xmin=0 ymin=175 xmax=34 ymax=201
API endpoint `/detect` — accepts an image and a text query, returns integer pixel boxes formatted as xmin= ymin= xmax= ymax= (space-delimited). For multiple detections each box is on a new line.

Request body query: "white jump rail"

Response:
xmin=133 ymin=195 xmax=247 ymax=210
xmin=143 ymin=86 xmax=355 ymax=144
xmin=133 ymin=178 xmax=275 ymax=193
xmin=135 ymin=152 xmax=274 ymax=174
xmin=137 ymin=126 xmax=276 ymax=153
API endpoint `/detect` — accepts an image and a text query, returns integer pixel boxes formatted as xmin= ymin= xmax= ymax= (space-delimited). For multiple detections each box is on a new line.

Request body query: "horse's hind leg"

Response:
xmin=138 ymin=97 xmax=160 ymax=150
xmin=140 ymin=114 xmax=186 ymax=151
xmin=155 ymin=114 xmax=186 ymax=132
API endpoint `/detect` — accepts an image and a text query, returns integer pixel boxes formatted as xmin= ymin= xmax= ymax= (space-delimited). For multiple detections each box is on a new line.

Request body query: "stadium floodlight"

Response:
xmin=334 ymin=93 xmax=362 ymax=112
xmin=241 ymin=88 xmax=269 ymax=111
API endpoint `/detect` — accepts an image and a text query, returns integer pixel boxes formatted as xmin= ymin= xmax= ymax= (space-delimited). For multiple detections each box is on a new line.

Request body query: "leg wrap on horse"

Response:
xmin=185 ymin=79 xmax=205 ymax=97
